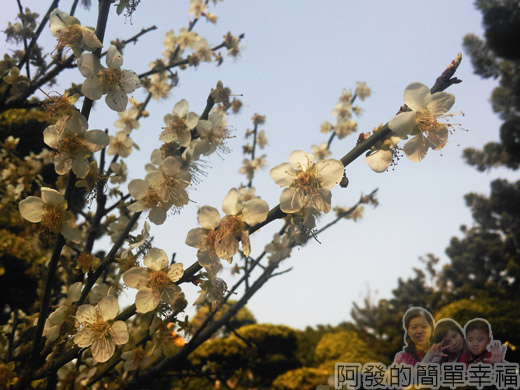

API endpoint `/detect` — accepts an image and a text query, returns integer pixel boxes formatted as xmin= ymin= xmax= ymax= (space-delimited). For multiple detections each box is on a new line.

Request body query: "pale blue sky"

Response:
xmin=2 ymin=1 xmax=513 ymax=329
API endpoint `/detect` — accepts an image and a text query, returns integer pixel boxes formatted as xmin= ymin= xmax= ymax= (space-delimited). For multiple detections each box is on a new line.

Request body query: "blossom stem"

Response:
xmin=69 ymin=0 xmax=80 ymax=16
xmin=77 ymin=212 xmax=141 ymax=306
xmin=247 ymin=122 xmax=259 ymax=188
xmin=16 ymin=0 xmax=60 ymax=74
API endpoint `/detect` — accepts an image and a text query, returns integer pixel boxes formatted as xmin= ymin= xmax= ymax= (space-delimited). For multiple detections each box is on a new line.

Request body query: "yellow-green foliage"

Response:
xmin=236 ymin=323 xmax=298 ymax=355
xmin=272 ymin=367 xmax=329 ymax=390
xmin=189 ymin=337 xmax=249 ymax=368
xmin=315 ymin=330 xmax=383 ymax=371
xmin=0 ymin=107 xmax=46 ymax=127
xmin=190 ymin=300 xmax=256 ymax=336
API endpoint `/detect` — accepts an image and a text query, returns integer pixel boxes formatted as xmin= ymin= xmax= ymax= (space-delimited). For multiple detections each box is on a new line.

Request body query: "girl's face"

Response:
xmin=443 ymin=329 xmax=464 ymax=353
xmin=407 ymin=316 xmax=432 ymax=350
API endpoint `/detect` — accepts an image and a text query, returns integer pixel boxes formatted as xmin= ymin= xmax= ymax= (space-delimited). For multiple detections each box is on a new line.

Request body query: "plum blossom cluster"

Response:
xmin=73 ymin=296 xmax=129 ymax=362
xmin=270 ymin=150 xmax=344 ymax=215
xmin=123 ymin=248 xmax=184 ymax=313
xmin=127 ymin=84 xmax=232 ymax=225
xmin=366 ymin=82 xmax=457 ymax=172
xmin=186 ymin=187 xmax=269 ymax=278
xmin=239 ymin=114 xmax=268 ymax=183
xmin=49 ymin=9 xmax=140 ymax=113
xmin=321 ymin=82 xmax=371 ymax=140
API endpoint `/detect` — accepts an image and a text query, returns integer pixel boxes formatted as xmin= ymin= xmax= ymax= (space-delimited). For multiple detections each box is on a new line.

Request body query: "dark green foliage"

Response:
xmin=462 ymin=0 xmax=520 ymax=170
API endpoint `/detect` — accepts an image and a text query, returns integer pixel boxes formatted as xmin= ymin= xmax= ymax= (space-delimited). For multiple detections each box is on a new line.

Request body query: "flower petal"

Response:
xmin=19 ymin=196 xmax=44 ymax=222
xmin=222 ymin=188 xmax=241 ymax=216
xmin=110 ymin=321 xmax=129 ymax=345
xmin=270 ymin=162 xmax=296 ymax=187
xmin=85 ymin=130 xmax=109 ymax=152
xmin=60 ymin=223 xmax=82 ymax=244
xmin=428 ymin=127 xmax=449 ymax=151
xmin=315 ymin=159 xmax=344 ymax=189
xmin=81 ymin=77 xmax=103 ymax=100
xmin=97 ymin=295 xmax=119 ymax=321
xmin=120 ymin=70 xmax=140 ymax=93
xmin=128 ymin=179 xmax=147 ymax=199
xmin=388 ymin=111 xmax=416 ymax=137
xmin=76 ymin=304 xmax=97 ymax=324
xmin=197 ymin=206 xmax=220 ymax=229
xmin=144 ymin=248 xmax=169 ymax=270
xmin=403 ymin=82 xmax=430 ymax=112
xmin=135 ymin=287 xmax=160 ymax=313
xmin=314 ymin=188 xmax=332 ymax=213
xmin=91 ymin=336 xmax=115 ymax=362
xmin=168 ymin=263 xmax=184 ymax=282
xmin=280 ymin=187 xmax=303 ymax=213
xmin=106 ymin=89 xmax=128 ymax=112
xmin=123 ymin=267 xmax=149 ymax=289
xmin=427 ymin=92 xmax=455 ymax=116
xmin=72 ymin=158 xmax=90 ymax=179
xmin=185 ymin=228 xmax=203 ymax=248
xmin=149 ymin=206 xmax=167 ymax=225
xmin=78 ymin=53 xmax=100 ymax=78
xmin=173 ymin=99 xmax=189 ymax=117
xmin=289 ymin=150 xmax=314 ymax=170
xmin=242 ymin=198 xmax=269 ymax=225
xmin=366 ymin=149 xmax=393 ymax=173
xmin=403 ymin=135 xmax=428 ymax=162
xmin=106 ymin=45 xmax=123 ymax=69
xmin=74 ymin=328 xmax=95 ymax=348
xmin=41 ymin=187 xmax=65 ymax=205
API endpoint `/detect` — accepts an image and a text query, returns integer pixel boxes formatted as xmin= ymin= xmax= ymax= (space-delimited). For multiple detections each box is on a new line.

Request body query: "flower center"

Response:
xmin=57 ymin=136 xmax=83 ymax=157
xmin=416 ymin=110 xmax=448 ymax=148
xmin=57 ymin=25 xmax=83 ymax=50
xmin=219 ymin=215 xmax=243 ymax=236
xmin=204 ymin=230 xmax=218 ymax=251
xmin=149 ymin=270 xmax=171 ymax=292
xmin=100 ymin=68 xmax=121 ymax=89
xmin=417 ymin=111 xmax=441 ymax=134
xmin=143 ymin=190 xmax=162 ymax=208
xmin=294 ymin=167 xmax=319 ymax=196
xmin=91 ymin=319 xmax=111 ymax=339
xmin=41 ymin=204 xmax=64 ymax=233
xmin=168 ymin=116 xmax=187 ymax=135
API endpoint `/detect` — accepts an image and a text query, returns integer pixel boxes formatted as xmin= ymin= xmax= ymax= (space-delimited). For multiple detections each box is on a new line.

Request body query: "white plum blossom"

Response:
xmin=270 ymin=150 xmax=344 ymax=214
xmin=109 ymin=161 xmax=127 ymax=184
xmin=185 ymin=206 xmax=222 ymax=278
xmin=78 ymin=45 xmax=140 ymax=112
xmin=365 ymin=135 xmax=403 ymax=173
xmin=123 ymin=248 xmax=183 ymax=313
xmin=19 ymin=187 xmax=81 ymax=243
xmin=311 ymin=142 xmax=332 ymax=160
xmin=49 ymin=8 xmax=102 ymax=57
xmin=159 ymin=99 xmax=199 ymax=147
xmin=128 ymin=156 xmax=191 ymax=225
xmin=43 ymin=282 xmax=82 ymax=342
xmin=265 ymin=233 xmax=292 ymax=264
xmin=238 ymin=156 xmax=267 ymax=181
xmin=186 ymin=189 xmax=268 ymax=275
xmin=114 ymin=104 xmax=140 ymax=132
xmin=355 ymin=81 xmax=371 ymax=101
xmin=73 ymin=295 xmax=129 ymax=363
xmin=148 ymin=72 xmax=171 ymax=100
xmin=334 ymin=119 xmax=357 ymax=139
xmin=388 ymin=82 xmax=456 ymax=162
xmin=43 ymin=111 xmax=109 ymax=178
xmin=192 ymin=110 xmax=229 ymax=159
xmin=107 ymin=130 xmax=135 ymax=157
xmin=188 ymin=0 xmax=208 ymax=19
